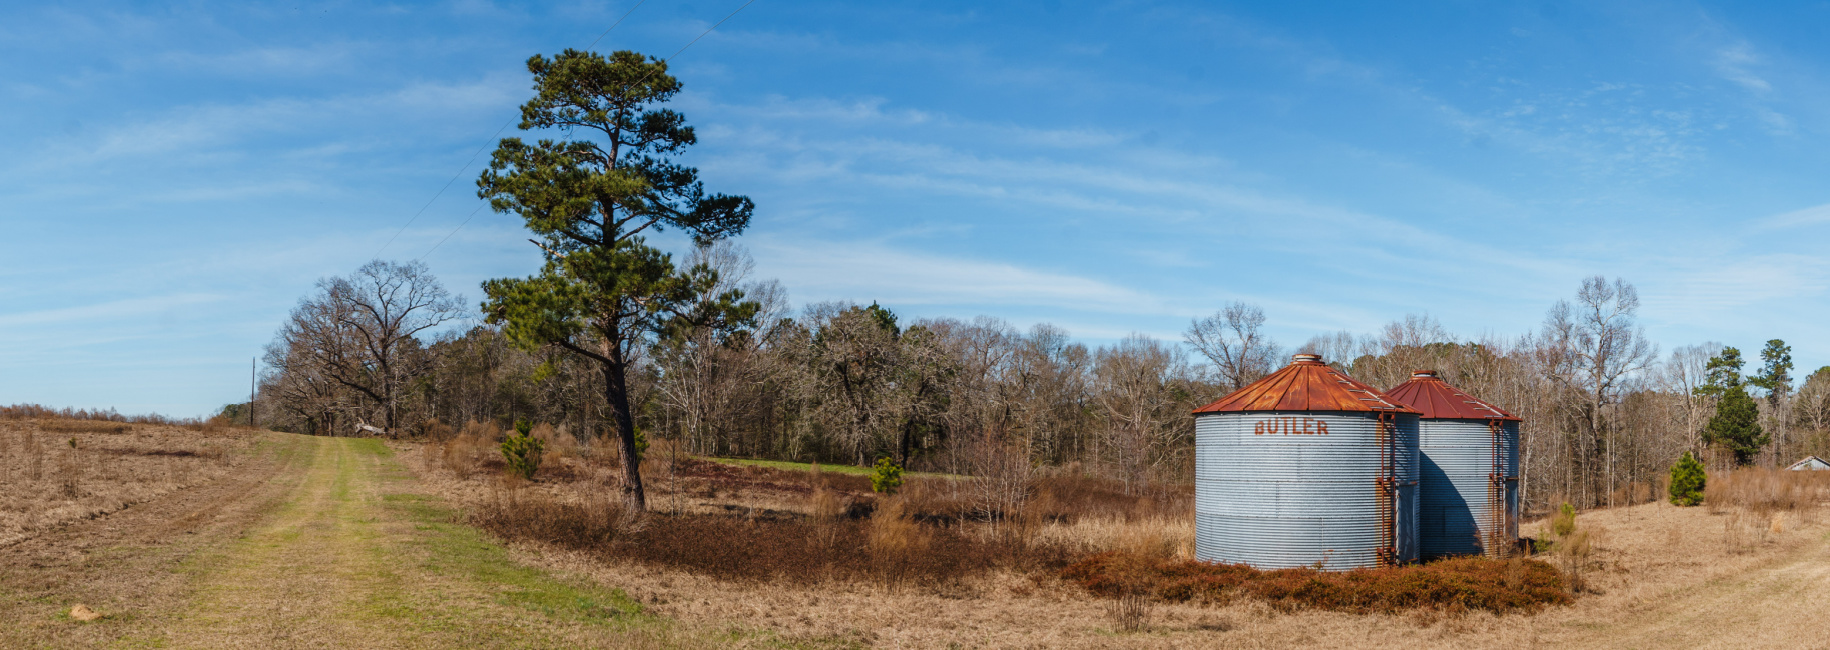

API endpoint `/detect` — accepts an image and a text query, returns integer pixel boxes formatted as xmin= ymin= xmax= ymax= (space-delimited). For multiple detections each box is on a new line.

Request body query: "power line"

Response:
xmin=662 ymin=0 xmax=757 ymax=62
xmin=378 ymin=0 xmax=651 ymax=261
xmin=373 ymin=122 xmax=509 ymax=259
xmin=417 ymin=0 xmax=760 ymax=262
xmin=417 ymin=202 xmax=488 ymax=263
xmin=589 ymin=0 xmax=649 ymax=50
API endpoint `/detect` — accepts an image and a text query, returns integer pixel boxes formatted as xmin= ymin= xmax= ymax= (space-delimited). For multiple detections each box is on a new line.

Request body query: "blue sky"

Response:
xmin=5 ymin=1 xmax=1830 ymax=417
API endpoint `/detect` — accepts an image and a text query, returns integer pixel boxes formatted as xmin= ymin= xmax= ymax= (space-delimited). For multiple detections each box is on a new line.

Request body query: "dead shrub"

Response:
xmin=899 ymin=477 xmax=972 ymax=524
xmin=869 ymin=496 xmax=934 ymax=584
xmin=199 ymin=415 xmax=234 ymax=434
xmin=459 ymin=419 xmax=499 ymax=441
xmin=57 ymin=446 xmax=82 ymax=497
xmin=418 ymin=417 xmax=455 ymax=441
xmin=1085 ymin=550 xmax=1159 ymax=631
xmin=1064 ymin=553 xmax=1569 ymax=615
xmin=1111 ymin=591 xmax=1151 ymax=632
xmin=468 ymin=488 xmax=633 ymax=547
xmin=809 ymin=485 xmax=849 ymax=548
xmin=26 ymin=430 xmax=44 ymax=482
xmin=439 ymin=421 xmax=501 ymax=480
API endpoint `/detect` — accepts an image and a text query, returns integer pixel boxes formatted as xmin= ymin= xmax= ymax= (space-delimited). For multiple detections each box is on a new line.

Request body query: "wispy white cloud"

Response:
xmin=701 ymin=98 xmax=1571 ymax=285
xmin=0 ymin=293 xmax=224 ymax=328
xmin=1713 ymin=42 xmax=1772 ymax=93
xmin=1640 ymin=253 xmax=1830 ymax=319
xmin=154 ymin=42 xmax=369 ymax=77
xmin=1755 ymin=202 xmax=1830 ymax=230
xmin=31 ymin=75 xmax=521 ymax=168
xmin=749 ymin=235 xmax=1164 ymax=314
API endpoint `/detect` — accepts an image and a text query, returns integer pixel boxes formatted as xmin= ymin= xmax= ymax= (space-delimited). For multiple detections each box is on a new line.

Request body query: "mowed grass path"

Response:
xmin=154 ymin=434 xmax=664 ymax=649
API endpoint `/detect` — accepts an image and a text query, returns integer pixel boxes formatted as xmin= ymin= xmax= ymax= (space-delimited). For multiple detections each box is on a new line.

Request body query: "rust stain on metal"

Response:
xmin=1193 ymin=354 xmax=1420 ymax=414
xmin=1375 ymin=410 xmax=1397 ymax=567
xmin=1383 ymin=370 xmax=1521 ymax=421
xmin=1488 ymin=418 xmax=1511 ymax=559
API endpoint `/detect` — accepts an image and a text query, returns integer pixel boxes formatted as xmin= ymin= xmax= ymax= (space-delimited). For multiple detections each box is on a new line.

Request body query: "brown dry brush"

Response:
xmin=0 ymin=403 xmax=204 ymax=428
xmin=1707 ymin=467 xmax=1830 ymax=516
xmin=1706 ymin=467 xmax=1830 ymax=553
xmin=467 ymin=489 xmax=1075 ymax=590
xmin=1063 ymin=552 xmax=1570 ymax=615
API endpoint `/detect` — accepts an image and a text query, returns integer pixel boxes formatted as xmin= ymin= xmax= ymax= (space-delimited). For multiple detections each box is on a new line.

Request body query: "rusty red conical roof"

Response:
xmin=1383 ymin=370 xmax=1520 ymax=421
xmin=1193 ymin=354 xmax=1418 ymax=414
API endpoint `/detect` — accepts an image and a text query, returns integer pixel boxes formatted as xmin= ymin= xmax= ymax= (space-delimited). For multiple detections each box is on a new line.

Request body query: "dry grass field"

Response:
xmin=5 ymin=416 xmax=1830 ymax=648
xmin=0 ymin=419 xmax=256 ymax=547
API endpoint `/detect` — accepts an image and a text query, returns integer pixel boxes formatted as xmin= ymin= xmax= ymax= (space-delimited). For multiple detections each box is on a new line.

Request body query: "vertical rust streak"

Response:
xmin=1375 ymin=411 xmax=1396 ymax=568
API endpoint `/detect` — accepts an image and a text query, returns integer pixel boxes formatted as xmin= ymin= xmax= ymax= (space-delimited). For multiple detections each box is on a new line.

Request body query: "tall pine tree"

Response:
xmin=478 ymin=50 xmax=758 ymax=509
xmin=1704 ymin=384 xmax=1768 ymax=466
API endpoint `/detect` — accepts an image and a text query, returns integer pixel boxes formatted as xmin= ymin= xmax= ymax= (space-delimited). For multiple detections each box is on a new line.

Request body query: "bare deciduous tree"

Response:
xmin=1186 ymin=302 xmax=1280 ymax=391
xmin=1537 ymin=276 xmax=1659 ymax=506
xmin=1092 ymin=334 xmax=1191 ymax=494
xmin=1661 ymin=343 xmax=1722 ymax=455
xmin=268 ymin=260 xmax=463 ymax=434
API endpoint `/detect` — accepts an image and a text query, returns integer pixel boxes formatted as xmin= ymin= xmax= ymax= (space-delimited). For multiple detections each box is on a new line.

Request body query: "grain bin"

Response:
xmin=1384 ymin=370 xmax=1520 ymax=559
xmin=1192 ymin=354 xmax=1421 ymax=570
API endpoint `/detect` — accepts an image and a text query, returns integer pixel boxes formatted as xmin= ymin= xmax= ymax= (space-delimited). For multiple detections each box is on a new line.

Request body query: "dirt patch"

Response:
xmin=67 ymin=604 xmax=102 ymax=621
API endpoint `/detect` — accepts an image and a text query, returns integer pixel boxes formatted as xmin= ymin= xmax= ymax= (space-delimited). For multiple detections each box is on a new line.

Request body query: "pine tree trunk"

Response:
xmin=605 ymin=352 xmax=646 ymax=511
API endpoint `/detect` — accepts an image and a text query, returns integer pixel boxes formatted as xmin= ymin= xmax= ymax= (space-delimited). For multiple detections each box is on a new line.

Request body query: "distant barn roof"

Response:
xmin=1788 ymin=456 xmax=1830 ymax=471
xmin=1193 ymin=354 xmax=1418 ymax=414
xmin=1383 ymin=370 xmax=1521 ymax=421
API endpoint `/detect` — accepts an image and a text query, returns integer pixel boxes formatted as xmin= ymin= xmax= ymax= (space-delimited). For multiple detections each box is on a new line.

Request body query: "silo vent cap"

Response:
xmin=1412 ymin=370 xmax=1440 ymax=379
xmin=1291 ymin=353 xmax=1324 ymax=365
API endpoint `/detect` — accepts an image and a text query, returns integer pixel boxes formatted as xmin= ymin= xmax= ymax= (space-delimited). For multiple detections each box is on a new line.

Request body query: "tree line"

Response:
xmin=254 ymin=256 xmax=1828 ymax=514
xmin=252 ymin=48 xmax=1826 ymax=513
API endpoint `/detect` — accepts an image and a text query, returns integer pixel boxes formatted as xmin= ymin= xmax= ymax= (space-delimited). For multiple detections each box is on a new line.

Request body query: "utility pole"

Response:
xmin=250 ymin=357 xmax=257 ymax=428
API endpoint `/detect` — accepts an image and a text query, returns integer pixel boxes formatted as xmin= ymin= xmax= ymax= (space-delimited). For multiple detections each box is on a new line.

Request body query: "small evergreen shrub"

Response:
xmin=870 ymin=456 xmax=904 ymax=494
xmin=1668 ymin=451 xmax=1706 ymax=506
xmin=501 ymin=419 xmax=545 ymax=480
xmin=1550 ymin=502 xmax=1576 ymax=539
xmin=1540 ymin=501 xmax=1591 ymax=592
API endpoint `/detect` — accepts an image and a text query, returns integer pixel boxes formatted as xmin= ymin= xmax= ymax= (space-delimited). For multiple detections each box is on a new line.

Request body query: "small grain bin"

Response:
xmin=1384 ymin=370 xmax=1521 ymax=559
xmin=1193 ymin=354 xmax=1421 ymax=570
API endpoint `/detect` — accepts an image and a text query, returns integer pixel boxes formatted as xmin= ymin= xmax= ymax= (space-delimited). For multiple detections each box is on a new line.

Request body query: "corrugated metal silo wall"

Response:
xmin=1195 ymin=411 xmax=1419 ymax=570
xmin=1419 ymin=419 xmax=1520 ymax=558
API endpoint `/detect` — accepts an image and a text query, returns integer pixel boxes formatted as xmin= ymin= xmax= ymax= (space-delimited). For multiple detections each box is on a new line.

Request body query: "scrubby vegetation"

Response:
xmin=468 ymin=490 xmax=1072 ymax=590
xmin=446 ymin=428 xmax=1574 ymax=619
